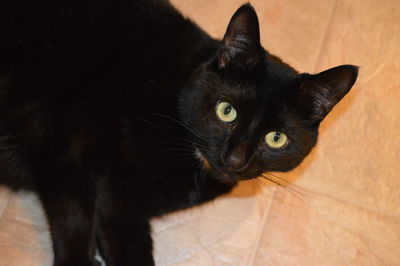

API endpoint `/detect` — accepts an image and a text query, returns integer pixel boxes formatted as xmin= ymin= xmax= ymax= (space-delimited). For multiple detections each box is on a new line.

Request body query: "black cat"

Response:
xmin=0 ymin=0 xmax=358 ymax=265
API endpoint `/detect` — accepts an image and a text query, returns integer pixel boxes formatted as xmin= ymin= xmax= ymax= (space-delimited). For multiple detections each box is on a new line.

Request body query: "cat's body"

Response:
xmin=0 ymin=0 xmax=358 ymax=265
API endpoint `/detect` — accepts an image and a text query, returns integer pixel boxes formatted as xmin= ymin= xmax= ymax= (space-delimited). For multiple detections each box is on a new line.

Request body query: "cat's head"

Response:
xmin=180 ymin=4 xmax=358 ymax=183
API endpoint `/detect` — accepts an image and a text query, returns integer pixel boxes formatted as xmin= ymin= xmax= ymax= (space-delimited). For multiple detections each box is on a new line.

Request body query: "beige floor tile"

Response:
xmin=170 ymin=0 xmax=336 ymax=72
xmin=0 ymin=190 xmax=52 ymax=266
xmin=170 ymin=0 xmax=248 ymax=39
xmin=153 ymin=180 xmax=276 ymax=266
xmin=283 ymin=0 xmax=400 ymax=216
xmin=251 ymin=189 xmax=400 ymax=266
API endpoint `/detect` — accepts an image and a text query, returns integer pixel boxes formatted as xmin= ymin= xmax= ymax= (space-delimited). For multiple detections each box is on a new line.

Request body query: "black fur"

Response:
xmin=0 ymin=1 xmax=358 ymax=265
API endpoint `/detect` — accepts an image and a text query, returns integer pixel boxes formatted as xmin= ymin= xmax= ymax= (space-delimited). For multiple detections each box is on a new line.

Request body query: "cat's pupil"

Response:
xmin=274 ymin=132 xmax=281 ymax=142
xmin=224 ymin=105 xmax=232 ymax=115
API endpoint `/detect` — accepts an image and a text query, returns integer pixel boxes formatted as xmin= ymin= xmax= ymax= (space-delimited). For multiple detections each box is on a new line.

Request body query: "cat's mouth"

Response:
xmin=195 ymin=148 xmax=256 ymax=183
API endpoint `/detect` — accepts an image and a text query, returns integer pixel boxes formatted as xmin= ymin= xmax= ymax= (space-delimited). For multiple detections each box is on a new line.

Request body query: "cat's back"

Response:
xmin=0 ymin=0 xmax=208 ymax=189
xmin=0 ymin=0 xmax=206 ymax=122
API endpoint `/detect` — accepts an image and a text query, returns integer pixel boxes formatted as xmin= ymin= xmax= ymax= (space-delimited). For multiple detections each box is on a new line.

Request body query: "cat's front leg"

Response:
xmin=37 ymin=169 xmax=99 ymax=266
xmin=97 ymin=214 xmax=154 ymax=266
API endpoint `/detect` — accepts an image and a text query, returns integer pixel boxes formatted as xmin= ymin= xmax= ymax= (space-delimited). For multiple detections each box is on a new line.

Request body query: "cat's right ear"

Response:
xmin=217 ymin=4 xmax=262 ymax=71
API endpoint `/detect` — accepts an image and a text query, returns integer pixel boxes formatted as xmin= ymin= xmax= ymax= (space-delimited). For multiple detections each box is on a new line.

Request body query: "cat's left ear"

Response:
xmin=217 ymin=4 xmax=262 ymax=71
xmin=298 ymin=65 xmax=359 ymax=124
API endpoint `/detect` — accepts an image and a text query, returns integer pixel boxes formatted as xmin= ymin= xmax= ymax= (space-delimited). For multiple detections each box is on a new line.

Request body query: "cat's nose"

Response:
xmin=226 ymin=142 xmax=247 ymax=171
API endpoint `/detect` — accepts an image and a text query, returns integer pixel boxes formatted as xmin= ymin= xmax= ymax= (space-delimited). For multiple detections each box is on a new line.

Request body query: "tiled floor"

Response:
xmin=0 ymin=0 xmax=399 ymax=265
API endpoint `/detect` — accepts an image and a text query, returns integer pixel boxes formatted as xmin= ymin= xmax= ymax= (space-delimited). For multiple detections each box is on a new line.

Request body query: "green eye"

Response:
xmin=265 ymin=131 xmax=288 ymax=149
xmin=216 ymin=101 xmax=237 ymax=123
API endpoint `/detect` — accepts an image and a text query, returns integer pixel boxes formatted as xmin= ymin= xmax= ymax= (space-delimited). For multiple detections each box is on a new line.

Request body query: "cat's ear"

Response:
xmin=298 ymin=65 xmax=358 ymax=124
xmin=217 ymin=4 xmax=262 ymax=71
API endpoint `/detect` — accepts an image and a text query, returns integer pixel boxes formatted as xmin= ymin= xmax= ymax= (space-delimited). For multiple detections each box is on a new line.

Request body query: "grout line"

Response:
xmin=246 ymin=186 xmax=277 ymax=266
xmin=312 ymin=0 xmax=338 ymax=72
xmin=0 ymin=189 xmax=11 ymax=221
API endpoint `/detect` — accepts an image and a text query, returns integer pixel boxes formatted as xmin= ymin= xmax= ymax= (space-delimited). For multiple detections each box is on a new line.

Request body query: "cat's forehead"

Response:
xmin=210 ymin=67 xmax=297 ymax=107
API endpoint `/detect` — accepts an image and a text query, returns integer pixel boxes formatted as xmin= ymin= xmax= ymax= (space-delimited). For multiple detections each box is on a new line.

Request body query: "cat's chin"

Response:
xmin=210 ymin=168 xmax=259 ymax=184
xmin=212 ymin=172 xmax=239 ymax=184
